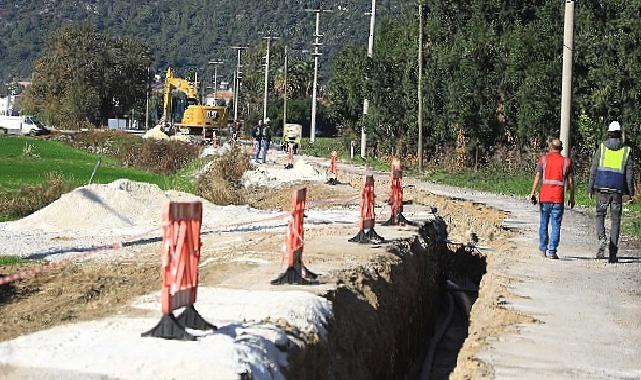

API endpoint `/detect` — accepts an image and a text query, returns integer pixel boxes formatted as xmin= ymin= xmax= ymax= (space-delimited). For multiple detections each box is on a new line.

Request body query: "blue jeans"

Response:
xmin=261 ymin=140 xmax=268 ymax=163
xmin=539 ymin=203 xmax=564 ymax=254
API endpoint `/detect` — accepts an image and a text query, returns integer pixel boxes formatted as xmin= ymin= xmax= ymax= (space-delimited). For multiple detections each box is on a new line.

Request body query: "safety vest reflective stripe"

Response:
xmin=541 ymin=156 xmax=569 ymax=186
xmin=598 ymin=143 xmax=629 ymax=173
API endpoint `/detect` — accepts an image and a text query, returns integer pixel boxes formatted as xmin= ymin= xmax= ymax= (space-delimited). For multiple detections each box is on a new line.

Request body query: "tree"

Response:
xmin=22 ymin=24 xmax=152 ymax=128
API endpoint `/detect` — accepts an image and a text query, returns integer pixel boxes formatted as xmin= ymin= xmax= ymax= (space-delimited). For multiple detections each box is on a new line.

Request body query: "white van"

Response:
xmin=0 ymin=115 xmax=49 ymax=136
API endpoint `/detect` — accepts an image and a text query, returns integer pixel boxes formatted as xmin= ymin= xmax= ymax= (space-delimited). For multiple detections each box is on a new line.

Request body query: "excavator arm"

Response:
xmin=161 ymin=67 xmax=199 ymax=124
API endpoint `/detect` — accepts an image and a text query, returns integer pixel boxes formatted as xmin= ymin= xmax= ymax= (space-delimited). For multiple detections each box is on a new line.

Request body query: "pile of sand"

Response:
xmin=7 ymin=179 xmax=276 ymax=235
xmin=241 ymin=158 xmax=325 ymax=188
xmin=143 ymin=126 xmax=169 ymax=140
xmin=200 ymin=143 xmax=232 ymax=158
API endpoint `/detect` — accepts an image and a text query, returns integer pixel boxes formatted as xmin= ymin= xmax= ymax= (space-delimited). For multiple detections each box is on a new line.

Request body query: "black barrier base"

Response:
xmin=284 ymin=163 xmax=294 ymax=169
xmin=349 ymin=229 xmax=385 ymax=244
xmin=141 ymin=314 xmax=197 ymax=341
xmin=271 ymin=267 xmax=309 ymax=285
xmin=271 ymin=250 xmax=318 ymax=285
xmin=304 ymin=266 xmax=319 ymax=280
xmin=381 ymin=212 xmax=413 ymax=226
xmin=176 ymin=305 xmax=217 ymax=331
xmin=326 ymin=178 xmax=340 ymax=185
xmin=270 ymin=266 xmax=319 ymax=285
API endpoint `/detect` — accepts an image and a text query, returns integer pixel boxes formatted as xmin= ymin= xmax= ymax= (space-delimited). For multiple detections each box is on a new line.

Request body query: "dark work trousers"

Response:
xmin=596 ymin=192 xmax=623 ymax=255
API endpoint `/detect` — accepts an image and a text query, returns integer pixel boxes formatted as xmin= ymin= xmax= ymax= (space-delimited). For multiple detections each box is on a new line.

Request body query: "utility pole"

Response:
xmin=262 ymin=33 xmax=279 ymax=123
xmin=283 ymin=45 xmax=288 ymax=128
xmin=145 ymin=67 xmax=150 ymax=130
xmin=560 ymin=0 xmax=575 ymax=158
xmin=307 ymin=7 xmax=330 ymax=144
xmin=231 ymin=46 xmax=248 ymax=125
xmin=209 ymin=59 xmax=224 ymax=105
xmin=417 ymin=0 xmax=424 ymax=172
xmin=194 ymin=71 xmax=200 ymax=103
xmin=362 ymin=0 xmax=376 ymax=158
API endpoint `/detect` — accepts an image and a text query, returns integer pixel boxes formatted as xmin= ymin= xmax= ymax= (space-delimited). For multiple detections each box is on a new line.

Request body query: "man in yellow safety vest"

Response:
xmin=588 ymin=121 xmax=635 ymax=263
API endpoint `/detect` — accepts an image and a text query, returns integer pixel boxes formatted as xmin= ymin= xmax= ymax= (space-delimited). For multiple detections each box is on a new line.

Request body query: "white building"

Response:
xmin=0 ymin=94 xmax=16 ymax=116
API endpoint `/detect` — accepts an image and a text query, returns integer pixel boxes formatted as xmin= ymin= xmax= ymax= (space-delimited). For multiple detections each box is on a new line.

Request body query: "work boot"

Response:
xmin=608 ymin=243 xmax=618 ymax=264
xmin=596 ymin=237 xmax=607 ymax=259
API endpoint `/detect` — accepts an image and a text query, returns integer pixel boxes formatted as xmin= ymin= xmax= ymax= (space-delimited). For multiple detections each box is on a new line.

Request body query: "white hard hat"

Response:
xmin=608 ymin=121 xmax=621 ymax=132
xmin=264 ymin=117 xmax=271 ymax=124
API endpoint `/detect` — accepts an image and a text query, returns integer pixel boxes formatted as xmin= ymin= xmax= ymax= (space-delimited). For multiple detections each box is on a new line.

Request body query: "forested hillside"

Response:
xmin=0 ymin=0 xmax=407 ymax=83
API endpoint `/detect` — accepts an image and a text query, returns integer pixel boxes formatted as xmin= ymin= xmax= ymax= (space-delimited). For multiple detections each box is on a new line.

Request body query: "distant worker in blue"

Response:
xmin=588 ymin=121 xmax=635 ymax=263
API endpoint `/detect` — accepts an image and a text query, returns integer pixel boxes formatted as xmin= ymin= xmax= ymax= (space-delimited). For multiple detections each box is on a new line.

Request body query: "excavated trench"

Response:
xmin=286 ymin=216 xmax=487 ymax=380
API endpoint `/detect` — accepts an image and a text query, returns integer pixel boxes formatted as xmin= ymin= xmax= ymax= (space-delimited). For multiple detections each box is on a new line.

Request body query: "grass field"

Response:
xmin=0 ymin=136 xmax=180 ymax=192
xmin=0 ymin=136 xmax=203 ymax=221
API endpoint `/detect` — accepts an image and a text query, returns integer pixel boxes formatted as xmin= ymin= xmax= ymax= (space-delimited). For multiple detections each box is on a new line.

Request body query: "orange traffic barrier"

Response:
xmin=382 ymin=158 xmax=411 ymax=226
xmin=271 ymin=187 xmax=318 ymax=284
xmin=327 ymin=151 xmax=339 ymax=185
xmin=142 ymin=200 xmax=216 ymax=341
xmin=284 ymin=143 xmax=294 ymax=169
xmin=349 ymin=175 xmax=385 ymax=244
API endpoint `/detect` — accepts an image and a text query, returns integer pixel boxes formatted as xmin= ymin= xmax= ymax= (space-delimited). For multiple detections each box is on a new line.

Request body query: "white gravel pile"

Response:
xmin=200 ymin=142 xmax=232 ymax=158
xmin=7 ymin=180 xmax=276 ymax=235
xmin=142 ymin=126 xmax=170 ymax=140
xmin=0 ymin=180 xmax=281 ymax=258
xmin=241 ymin=158 xmax=325 ymax=188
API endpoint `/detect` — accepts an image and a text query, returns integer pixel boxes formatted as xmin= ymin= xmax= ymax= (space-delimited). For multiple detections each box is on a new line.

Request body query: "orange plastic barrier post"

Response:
xmin=142 ymin=200 xmax=216 ymax=341
xmin=284 ymin=143 xmax=295 ymax=169
xmin=271 ymin=188 xmax=318 ymax=284
xmin=327 ymin=151 xmax=339 ymax=185
xmin=349 ymin=175 xmax=385 ymax=244
xmin=383 ymin=158 xmax=411 ymax=226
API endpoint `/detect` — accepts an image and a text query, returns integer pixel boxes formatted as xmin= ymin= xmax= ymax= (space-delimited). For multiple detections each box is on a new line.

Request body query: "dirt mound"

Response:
xmin=6 ymin=179 xmax=276 ymax=235
xmin=142 ymin=126 xmax=170 ymax=140
xmin=242 ymin=158 xmax=325 ymax=188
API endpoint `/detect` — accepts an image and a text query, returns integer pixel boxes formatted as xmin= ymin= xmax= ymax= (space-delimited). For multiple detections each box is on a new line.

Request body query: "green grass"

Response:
xmin=426 ymin=168 xmax=641 ymax=238
xmin=298 ymin=137 xmax=392 ymax=172
xmin=0 ymin=136 xmax=178 ymax=192
xmin=0 ymin=256 xmax=28 ymax=266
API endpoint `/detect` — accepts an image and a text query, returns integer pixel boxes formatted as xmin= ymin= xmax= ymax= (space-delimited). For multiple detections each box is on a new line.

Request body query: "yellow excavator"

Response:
xmin=161 ymin=67 xmax=228 ymax=136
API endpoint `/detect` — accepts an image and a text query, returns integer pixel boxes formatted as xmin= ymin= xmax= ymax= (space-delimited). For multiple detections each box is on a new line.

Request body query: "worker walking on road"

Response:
xmin=588 ymin=121 xmax=635 ymax=263
xmin=529 ymin=139 xmax=575 ymax=259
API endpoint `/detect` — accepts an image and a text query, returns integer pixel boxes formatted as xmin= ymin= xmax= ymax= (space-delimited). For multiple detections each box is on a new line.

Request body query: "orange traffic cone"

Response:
xmin=349 ymin=175 xmax=385 ymax=244
xmin=382 ymin=158 xmax=411 ymax=226
xmin=271 ymin=188 xmax=318 ymax=284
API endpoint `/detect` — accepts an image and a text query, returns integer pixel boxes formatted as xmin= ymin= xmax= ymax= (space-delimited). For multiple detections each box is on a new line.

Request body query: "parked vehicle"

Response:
xmin=0 ymin=115 xmax=49 ymax=136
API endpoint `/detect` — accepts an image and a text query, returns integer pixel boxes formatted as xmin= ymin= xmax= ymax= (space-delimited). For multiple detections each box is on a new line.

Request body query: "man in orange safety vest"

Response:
xmin=529 ymin=138 xmax=575 ymax=259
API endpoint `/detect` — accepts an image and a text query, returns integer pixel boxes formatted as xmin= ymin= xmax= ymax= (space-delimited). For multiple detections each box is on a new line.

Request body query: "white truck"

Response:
xmin=0 ymin=115 xmax=49 ymax=136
